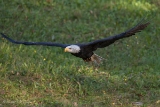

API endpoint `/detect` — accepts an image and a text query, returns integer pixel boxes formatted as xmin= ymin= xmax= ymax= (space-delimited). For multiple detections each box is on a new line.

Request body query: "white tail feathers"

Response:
xmin=91 ymin=54 xmax=105 ymax=64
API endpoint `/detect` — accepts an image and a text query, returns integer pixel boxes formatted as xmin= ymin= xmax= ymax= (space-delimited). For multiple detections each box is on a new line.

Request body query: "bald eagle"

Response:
xmin=1 ymin=20 xmax=149 ymax=64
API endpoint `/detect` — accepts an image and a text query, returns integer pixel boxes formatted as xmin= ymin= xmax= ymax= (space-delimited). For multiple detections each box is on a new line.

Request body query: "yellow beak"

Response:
xmin=64 ymin=48 xmax=69 ymax=52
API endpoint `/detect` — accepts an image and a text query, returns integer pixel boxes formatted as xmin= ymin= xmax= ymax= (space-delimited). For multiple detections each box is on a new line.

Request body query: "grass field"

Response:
xmin=0 ymin=0 xmax=160 ymax=106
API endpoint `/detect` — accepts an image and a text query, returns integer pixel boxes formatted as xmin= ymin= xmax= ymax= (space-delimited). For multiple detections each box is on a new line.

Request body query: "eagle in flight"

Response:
xmin=1 ymin=20 xmax=149 ymax=64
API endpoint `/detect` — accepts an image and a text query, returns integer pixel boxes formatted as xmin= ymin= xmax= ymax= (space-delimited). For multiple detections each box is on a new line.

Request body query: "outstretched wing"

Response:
xmin=81 ymin=20 xmax=150 ymax=51
xmin=0 ymin=33 xmax=69 ymax=48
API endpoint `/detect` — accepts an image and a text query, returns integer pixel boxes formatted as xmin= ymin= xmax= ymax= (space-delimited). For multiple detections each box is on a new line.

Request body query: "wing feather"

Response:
xmin=1 ymin=33 xmax=69 ymax=48
xmin=82 ymin=20 xmax=150 ymax=51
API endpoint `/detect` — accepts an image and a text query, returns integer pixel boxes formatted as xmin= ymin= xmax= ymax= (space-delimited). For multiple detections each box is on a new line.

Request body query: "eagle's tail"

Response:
xmin=91 ymin=54 xmax=105 ymax=64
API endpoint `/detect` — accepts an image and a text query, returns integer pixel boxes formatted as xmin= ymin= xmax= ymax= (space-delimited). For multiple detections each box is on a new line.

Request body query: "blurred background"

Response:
xmin=0 ymin=0 xmax=159 ymax=106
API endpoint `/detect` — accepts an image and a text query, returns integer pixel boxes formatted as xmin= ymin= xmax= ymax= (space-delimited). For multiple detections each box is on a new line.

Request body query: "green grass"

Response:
xmin=0 ymin=0 xmax=160 ymax=106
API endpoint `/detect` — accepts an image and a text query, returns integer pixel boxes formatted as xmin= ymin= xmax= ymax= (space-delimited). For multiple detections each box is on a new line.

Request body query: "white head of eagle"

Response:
xmin=64 ymin=45 xmax=80 ymax=53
